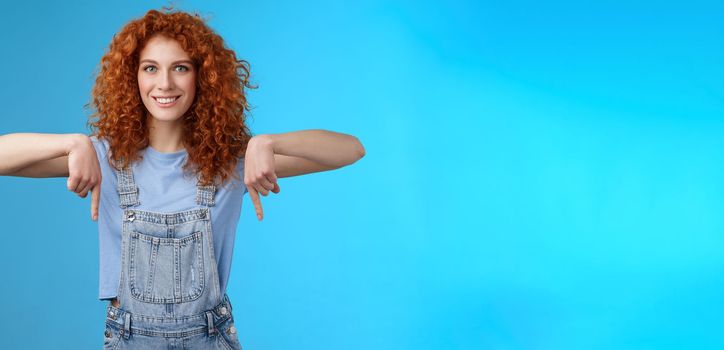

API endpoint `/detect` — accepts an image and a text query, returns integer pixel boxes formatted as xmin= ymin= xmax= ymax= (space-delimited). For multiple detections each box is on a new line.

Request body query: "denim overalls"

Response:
xmin=103 ymin=164 xmax=242 ymax=349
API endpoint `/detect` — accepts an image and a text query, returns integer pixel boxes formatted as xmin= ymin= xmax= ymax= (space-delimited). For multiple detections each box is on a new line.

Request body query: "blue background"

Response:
xmin=1 ymin=0 xmax=722 ymax=349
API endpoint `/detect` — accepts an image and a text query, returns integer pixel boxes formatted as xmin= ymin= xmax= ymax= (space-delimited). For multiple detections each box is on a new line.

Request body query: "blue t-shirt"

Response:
xmin=91 ymin=136 xmax=248 ymax=300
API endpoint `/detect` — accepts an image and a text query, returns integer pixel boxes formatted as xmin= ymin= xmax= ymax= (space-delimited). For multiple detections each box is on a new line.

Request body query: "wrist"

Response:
xmin=65 ymin=134 xmax=89 ymax=155
xmin=253 ymin=134 xmax=276 ymax=153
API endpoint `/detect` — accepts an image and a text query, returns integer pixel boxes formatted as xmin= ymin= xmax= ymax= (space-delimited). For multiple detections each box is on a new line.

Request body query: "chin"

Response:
xmin=145 ymin=106 xmax=192 ymax=124
xmin=150 ymin=113 xmax=185 ymax=123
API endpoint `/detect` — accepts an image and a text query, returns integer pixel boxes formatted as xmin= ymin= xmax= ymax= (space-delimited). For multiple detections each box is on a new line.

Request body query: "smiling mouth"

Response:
xmin=153 ymin=96 xmax=180 ymax=104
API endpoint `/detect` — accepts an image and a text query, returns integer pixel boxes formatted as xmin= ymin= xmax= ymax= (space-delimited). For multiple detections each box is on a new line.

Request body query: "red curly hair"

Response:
xmin=89 ymin=8 xmax=255 ymax=186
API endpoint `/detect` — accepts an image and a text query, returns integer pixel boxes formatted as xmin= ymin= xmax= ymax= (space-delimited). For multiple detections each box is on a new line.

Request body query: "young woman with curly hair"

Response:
xmin=0 ymin=8 xmax=364 ymax=349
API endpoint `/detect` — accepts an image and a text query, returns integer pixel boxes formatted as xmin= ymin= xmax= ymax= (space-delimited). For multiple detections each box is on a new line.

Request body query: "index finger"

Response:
xmin=91 ymin=183 xmax=100 ymax=221
xmin=248 ymin=187 xmax=264 ymax=221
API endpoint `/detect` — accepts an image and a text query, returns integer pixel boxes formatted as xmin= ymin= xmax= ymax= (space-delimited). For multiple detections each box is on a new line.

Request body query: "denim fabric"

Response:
xmin=104 ymin=165 xmax=242 ymax=349
xmin=104 ymin=295 xmax=242 ymax=350
xmin=90 ymin=137 xmax=248 ymax=301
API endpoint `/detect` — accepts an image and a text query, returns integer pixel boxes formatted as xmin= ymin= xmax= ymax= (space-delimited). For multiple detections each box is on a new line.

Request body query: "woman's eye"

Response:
xmin=143 ymin=66 xmax=157 ymax=73
xmin=175 ymin=65 xmax=189 ymax=72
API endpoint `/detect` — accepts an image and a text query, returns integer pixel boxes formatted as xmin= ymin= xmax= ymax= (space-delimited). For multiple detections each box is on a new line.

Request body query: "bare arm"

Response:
xmin=244 ymin=129 xmax=365 ymax=220
xmin=272 ymin=154 xmax=338 ymax=178
xmin=0 ymin=133 xmax=102 ymax=220
xmin=269 ymin=129 xmax=365 ymax=176
xmin=7 ymin=156 xmax=70 ymax=178
xmin=0 ymin=133 xmax=82 ymax=177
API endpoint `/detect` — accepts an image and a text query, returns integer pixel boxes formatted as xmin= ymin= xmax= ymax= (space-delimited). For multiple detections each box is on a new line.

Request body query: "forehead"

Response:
xmin=139 ymin=35 xmax=191 ymax=62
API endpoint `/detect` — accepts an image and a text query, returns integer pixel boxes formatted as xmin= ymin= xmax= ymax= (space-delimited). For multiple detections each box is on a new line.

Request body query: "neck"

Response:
xmin=148 ymin=117 xmax=185 ymax=153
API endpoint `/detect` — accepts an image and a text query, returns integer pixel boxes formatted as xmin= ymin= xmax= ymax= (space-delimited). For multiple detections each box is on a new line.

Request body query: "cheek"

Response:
xmin=137 ymin=76 xmax=152 ymax=96
xmin=184 ymin=76 xmax=196 ymax=100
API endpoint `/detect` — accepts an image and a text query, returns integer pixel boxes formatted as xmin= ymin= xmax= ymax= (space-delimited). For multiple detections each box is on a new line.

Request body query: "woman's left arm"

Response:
xmin=244 ymin=129 xmax=365 ymax=220
xmin=272 ymin=129 xmax=365 ymax=176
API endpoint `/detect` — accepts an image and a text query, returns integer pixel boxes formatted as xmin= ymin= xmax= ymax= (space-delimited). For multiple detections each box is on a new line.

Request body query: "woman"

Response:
xmin=0 ymin=8 xmax=364 ymax=349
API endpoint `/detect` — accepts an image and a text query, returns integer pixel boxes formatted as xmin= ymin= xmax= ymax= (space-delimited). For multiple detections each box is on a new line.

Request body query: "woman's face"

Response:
xmin=137 ymin=35 xmax=196 ymax=125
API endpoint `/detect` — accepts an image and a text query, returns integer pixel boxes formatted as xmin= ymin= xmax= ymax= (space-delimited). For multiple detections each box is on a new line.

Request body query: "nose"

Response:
xmin=156 ymin=70 xmax=174 ymax=91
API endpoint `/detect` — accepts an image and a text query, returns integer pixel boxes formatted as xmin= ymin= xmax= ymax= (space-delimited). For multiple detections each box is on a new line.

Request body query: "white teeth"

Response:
xmin=155 ymin=97 xmax=178 ymax=104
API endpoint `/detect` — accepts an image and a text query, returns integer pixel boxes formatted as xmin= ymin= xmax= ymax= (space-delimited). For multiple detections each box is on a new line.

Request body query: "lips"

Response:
xmin=153 ymin=96 xmax=179 ymax=103
xmin=152 ymin=95 xmax=181 ymax=107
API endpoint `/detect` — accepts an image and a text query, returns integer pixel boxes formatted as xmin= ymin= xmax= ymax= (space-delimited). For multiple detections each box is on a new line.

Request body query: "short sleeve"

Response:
xmin=237 ymin=157 xmax=248 ymax=196
xmin=90 ymin=135 xmax=123 ymax=300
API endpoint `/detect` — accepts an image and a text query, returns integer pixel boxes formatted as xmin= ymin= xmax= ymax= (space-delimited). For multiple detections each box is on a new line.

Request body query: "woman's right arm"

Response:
xmin=0 ymin=133 xmax=78 ymax=177
xmin=0 ymin=133 xmax=102 ymax=220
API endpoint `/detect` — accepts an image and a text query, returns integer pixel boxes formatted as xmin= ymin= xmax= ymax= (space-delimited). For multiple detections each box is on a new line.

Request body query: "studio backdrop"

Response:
xmin=0 ymin=0 xmax=722 ymax=349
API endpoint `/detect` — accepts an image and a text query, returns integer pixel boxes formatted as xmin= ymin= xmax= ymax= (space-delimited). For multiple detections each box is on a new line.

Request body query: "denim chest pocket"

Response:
xmin=128 ymin=230 xmax=205 ymax=303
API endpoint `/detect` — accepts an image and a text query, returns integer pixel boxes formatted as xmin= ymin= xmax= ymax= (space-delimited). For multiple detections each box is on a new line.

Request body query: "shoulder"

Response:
xmin=89 ymin=136 xmax=118 ymax=181
xmin=89 ymin=135 xmax=108 ymax=148
xmin=89 ymin=135 xmax=110 ymax=158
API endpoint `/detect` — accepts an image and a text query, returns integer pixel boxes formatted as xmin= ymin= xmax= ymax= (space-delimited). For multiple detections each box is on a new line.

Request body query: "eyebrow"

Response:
xmin=139 ymin=59 xmax=194 ymax=65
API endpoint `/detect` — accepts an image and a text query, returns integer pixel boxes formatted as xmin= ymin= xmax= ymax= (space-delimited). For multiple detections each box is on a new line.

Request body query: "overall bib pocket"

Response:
xmin=128 ymin=230 xmax=206 ymax=303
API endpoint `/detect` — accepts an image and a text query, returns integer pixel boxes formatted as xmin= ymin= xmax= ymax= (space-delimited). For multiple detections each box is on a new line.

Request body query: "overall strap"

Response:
xmin=114 ymin=159 xmax=216 ymax=208
xmin=195 ymin=184 xmax=216 ymax=207
xmin=115 ymin=163 xmax=140 ymax=209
